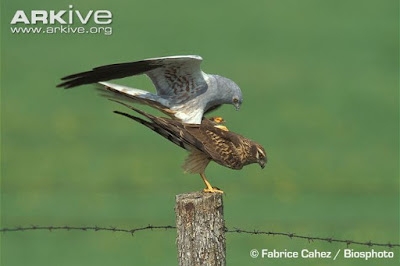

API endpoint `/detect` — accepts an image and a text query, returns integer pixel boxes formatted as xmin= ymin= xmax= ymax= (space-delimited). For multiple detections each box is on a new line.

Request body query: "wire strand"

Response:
xmin=1 ymin=225 xmax=398 ymax=248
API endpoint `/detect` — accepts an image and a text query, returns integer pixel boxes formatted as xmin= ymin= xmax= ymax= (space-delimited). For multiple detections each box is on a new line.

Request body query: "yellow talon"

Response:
xmin=210 ymin=116 xmax=226 ymax=124
xmin=209 ymin=117 xmax=229 ymax=131
xmin=200 ymin=172 xmax=224 ymax=194
xmin=203 ymin=187 xmax=224 ymax=194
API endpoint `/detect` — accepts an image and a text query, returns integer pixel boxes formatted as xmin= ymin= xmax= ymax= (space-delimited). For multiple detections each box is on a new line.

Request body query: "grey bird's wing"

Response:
xmin=57 ymin=55 xmax=208 ymax=104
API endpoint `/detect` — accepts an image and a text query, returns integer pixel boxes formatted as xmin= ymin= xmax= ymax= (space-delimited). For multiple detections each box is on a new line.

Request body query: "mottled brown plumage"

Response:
xmin=113 ymin=101 xmax=267 ymax=193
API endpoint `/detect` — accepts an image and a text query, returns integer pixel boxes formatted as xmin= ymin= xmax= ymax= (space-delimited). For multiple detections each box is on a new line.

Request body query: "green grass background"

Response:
xmin=1 ymin=0 xmax=398 ymax=265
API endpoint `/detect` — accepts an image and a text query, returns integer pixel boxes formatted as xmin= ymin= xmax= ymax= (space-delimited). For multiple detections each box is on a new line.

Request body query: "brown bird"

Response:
xmin=112 ymin=101 xmax=267 ymax=193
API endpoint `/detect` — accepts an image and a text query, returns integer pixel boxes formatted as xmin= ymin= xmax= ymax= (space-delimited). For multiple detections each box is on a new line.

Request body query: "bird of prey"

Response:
xmin=112 ymin=101 xmax=267 ymax=193
xmin=57 ymin=55 xmax=243 ymax=124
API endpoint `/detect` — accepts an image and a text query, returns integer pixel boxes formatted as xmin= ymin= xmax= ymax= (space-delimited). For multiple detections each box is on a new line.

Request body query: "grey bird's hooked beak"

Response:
xmin=234 ymin=102 xmax=241 ymax=111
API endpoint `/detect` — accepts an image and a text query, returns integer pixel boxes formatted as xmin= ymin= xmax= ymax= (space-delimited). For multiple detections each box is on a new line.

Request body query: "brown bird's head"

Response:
xmin=250 ymin=143 xmax=267 ymax=169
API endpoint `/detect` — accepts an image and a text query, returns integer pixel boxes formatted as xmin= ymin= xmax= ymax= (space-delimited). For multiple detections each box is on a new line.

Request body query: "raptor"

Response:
xmin=57 ymin=55 xmax=243 ymax=124
xmin=112 ymin=101 xmax=267 ymax=193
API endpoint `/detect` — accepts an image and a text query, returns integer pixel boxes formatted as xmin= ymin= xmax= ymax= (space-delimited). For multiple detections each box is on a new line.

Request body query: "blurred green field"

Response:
xmin=1 ymin=0 xmax=398 ymax=265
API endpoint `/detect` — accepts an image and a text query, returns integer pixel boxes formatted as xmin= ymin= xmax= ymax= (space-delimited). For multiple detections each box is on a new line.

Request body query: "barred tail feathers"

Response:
xmin=113 ymin=111 xmax=191 ymax=151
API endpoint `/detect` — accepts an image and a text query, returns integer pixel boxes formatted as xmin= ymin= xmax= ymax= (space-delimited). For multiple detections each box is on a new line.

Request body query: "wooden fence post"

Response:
xmin=175 ymin=191 xmax=226 ymax=266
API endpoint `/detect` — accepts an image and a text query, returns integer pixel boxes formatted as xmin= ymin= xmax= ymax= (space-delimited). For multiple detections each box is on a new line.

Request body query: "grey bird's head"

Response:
xmin=213 ymin=75 xmax=243 ymax=111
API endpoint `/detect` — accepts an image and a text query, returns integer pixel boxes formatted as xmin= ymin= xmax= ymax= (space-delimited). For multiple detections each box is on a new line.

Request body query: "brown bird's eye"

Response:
xmin=233 ymin=98 xmax=239 ymax=103
xmin=257 ymin=147 xmax=265 ymax=157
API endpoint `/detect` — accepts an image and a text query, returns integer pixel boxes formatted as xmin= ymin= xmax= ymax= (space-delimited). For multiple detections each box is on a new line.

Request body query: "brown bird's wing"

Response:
xmin=184 ymin=120 xmax=251 ymax=170
xmin=111 ymin=101 xmax=253 ymax=170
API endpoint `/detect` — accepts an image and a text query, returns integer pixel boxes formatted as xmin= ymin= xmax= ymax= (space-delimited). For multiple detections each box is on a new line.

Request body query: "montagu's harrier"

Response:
xmin=57 ymin=55 xmax=243 ymax=124
xmin=112 ymin=101 xmax=267 ymax=193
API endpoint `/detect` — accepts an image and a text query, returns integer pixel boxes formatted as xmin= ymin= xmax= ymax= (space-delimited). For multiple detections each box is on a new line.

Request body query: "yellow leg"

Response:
xmin=200 ymin=173 xmax=224 ymax=193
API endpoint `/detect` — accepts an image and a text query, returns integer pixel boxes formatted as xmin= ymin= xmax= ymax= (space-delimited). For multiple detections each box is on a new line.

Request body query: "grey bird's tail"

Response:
xmin=98 ymin=82 xmax=176 ymax=118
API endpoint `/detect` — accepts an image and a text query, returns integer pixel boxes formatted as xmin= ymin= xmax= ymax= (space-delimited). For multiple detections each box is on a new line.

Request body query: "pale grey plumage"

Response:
xmin=58 ymin=55 xmax=243 ymax=124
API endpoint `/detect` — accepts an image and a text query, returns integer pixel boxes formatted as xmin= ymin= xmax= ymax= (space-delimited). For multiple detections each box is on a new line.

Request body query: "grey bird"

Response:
xmin=57 ymin=55 xmax=243 ymax=124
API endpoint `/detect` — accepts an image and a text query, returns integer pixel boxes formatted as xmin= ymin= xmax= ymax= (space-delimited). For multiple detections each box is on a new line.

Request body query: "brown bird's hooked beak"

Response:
xmin=258 ymin=158 xmax=266 ymax=169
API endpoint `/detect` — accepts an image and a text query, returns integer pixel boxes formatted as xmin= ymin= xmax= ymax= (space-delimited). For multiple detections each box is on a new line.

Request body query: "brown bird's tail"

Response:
xmin=110 ymin=99 xmax=161 ymax=122
xmin=112 ymin=101 xmax=193 ymax=151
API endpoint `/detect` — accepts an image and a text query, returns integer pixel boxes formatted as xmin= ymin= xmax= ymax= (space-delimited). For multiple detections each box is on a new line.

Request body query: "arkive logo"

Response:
xmin=10 ymin=5 xmax=113 ymax=36
xmin=11 ymin=5 xmax=112 ymax=25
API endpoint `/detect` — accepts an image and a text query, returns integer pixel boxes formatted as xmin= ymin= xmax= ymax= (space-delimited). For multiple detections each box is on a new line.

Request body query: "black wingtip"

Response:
xmin=56 ymin=58 xmax=165 ymax=89
xmin=56 ymin=83 xmax=67 ymax=88
xmin=56 ymin=80 xmax=74 ymax=89
xmin=61 ymin=70 xmax=93 ymax=80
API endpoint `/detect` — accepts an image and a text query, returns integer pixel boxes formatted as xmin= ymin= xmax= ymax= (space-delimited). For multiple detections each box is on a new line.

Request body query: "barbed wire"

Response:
xmin=224 ymin=228 xmax=399 ymax=248
xmin=1 ymin=225 xmax=398 ymax=248
xmin=0 ymin=225 xmax=175 ymax=235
